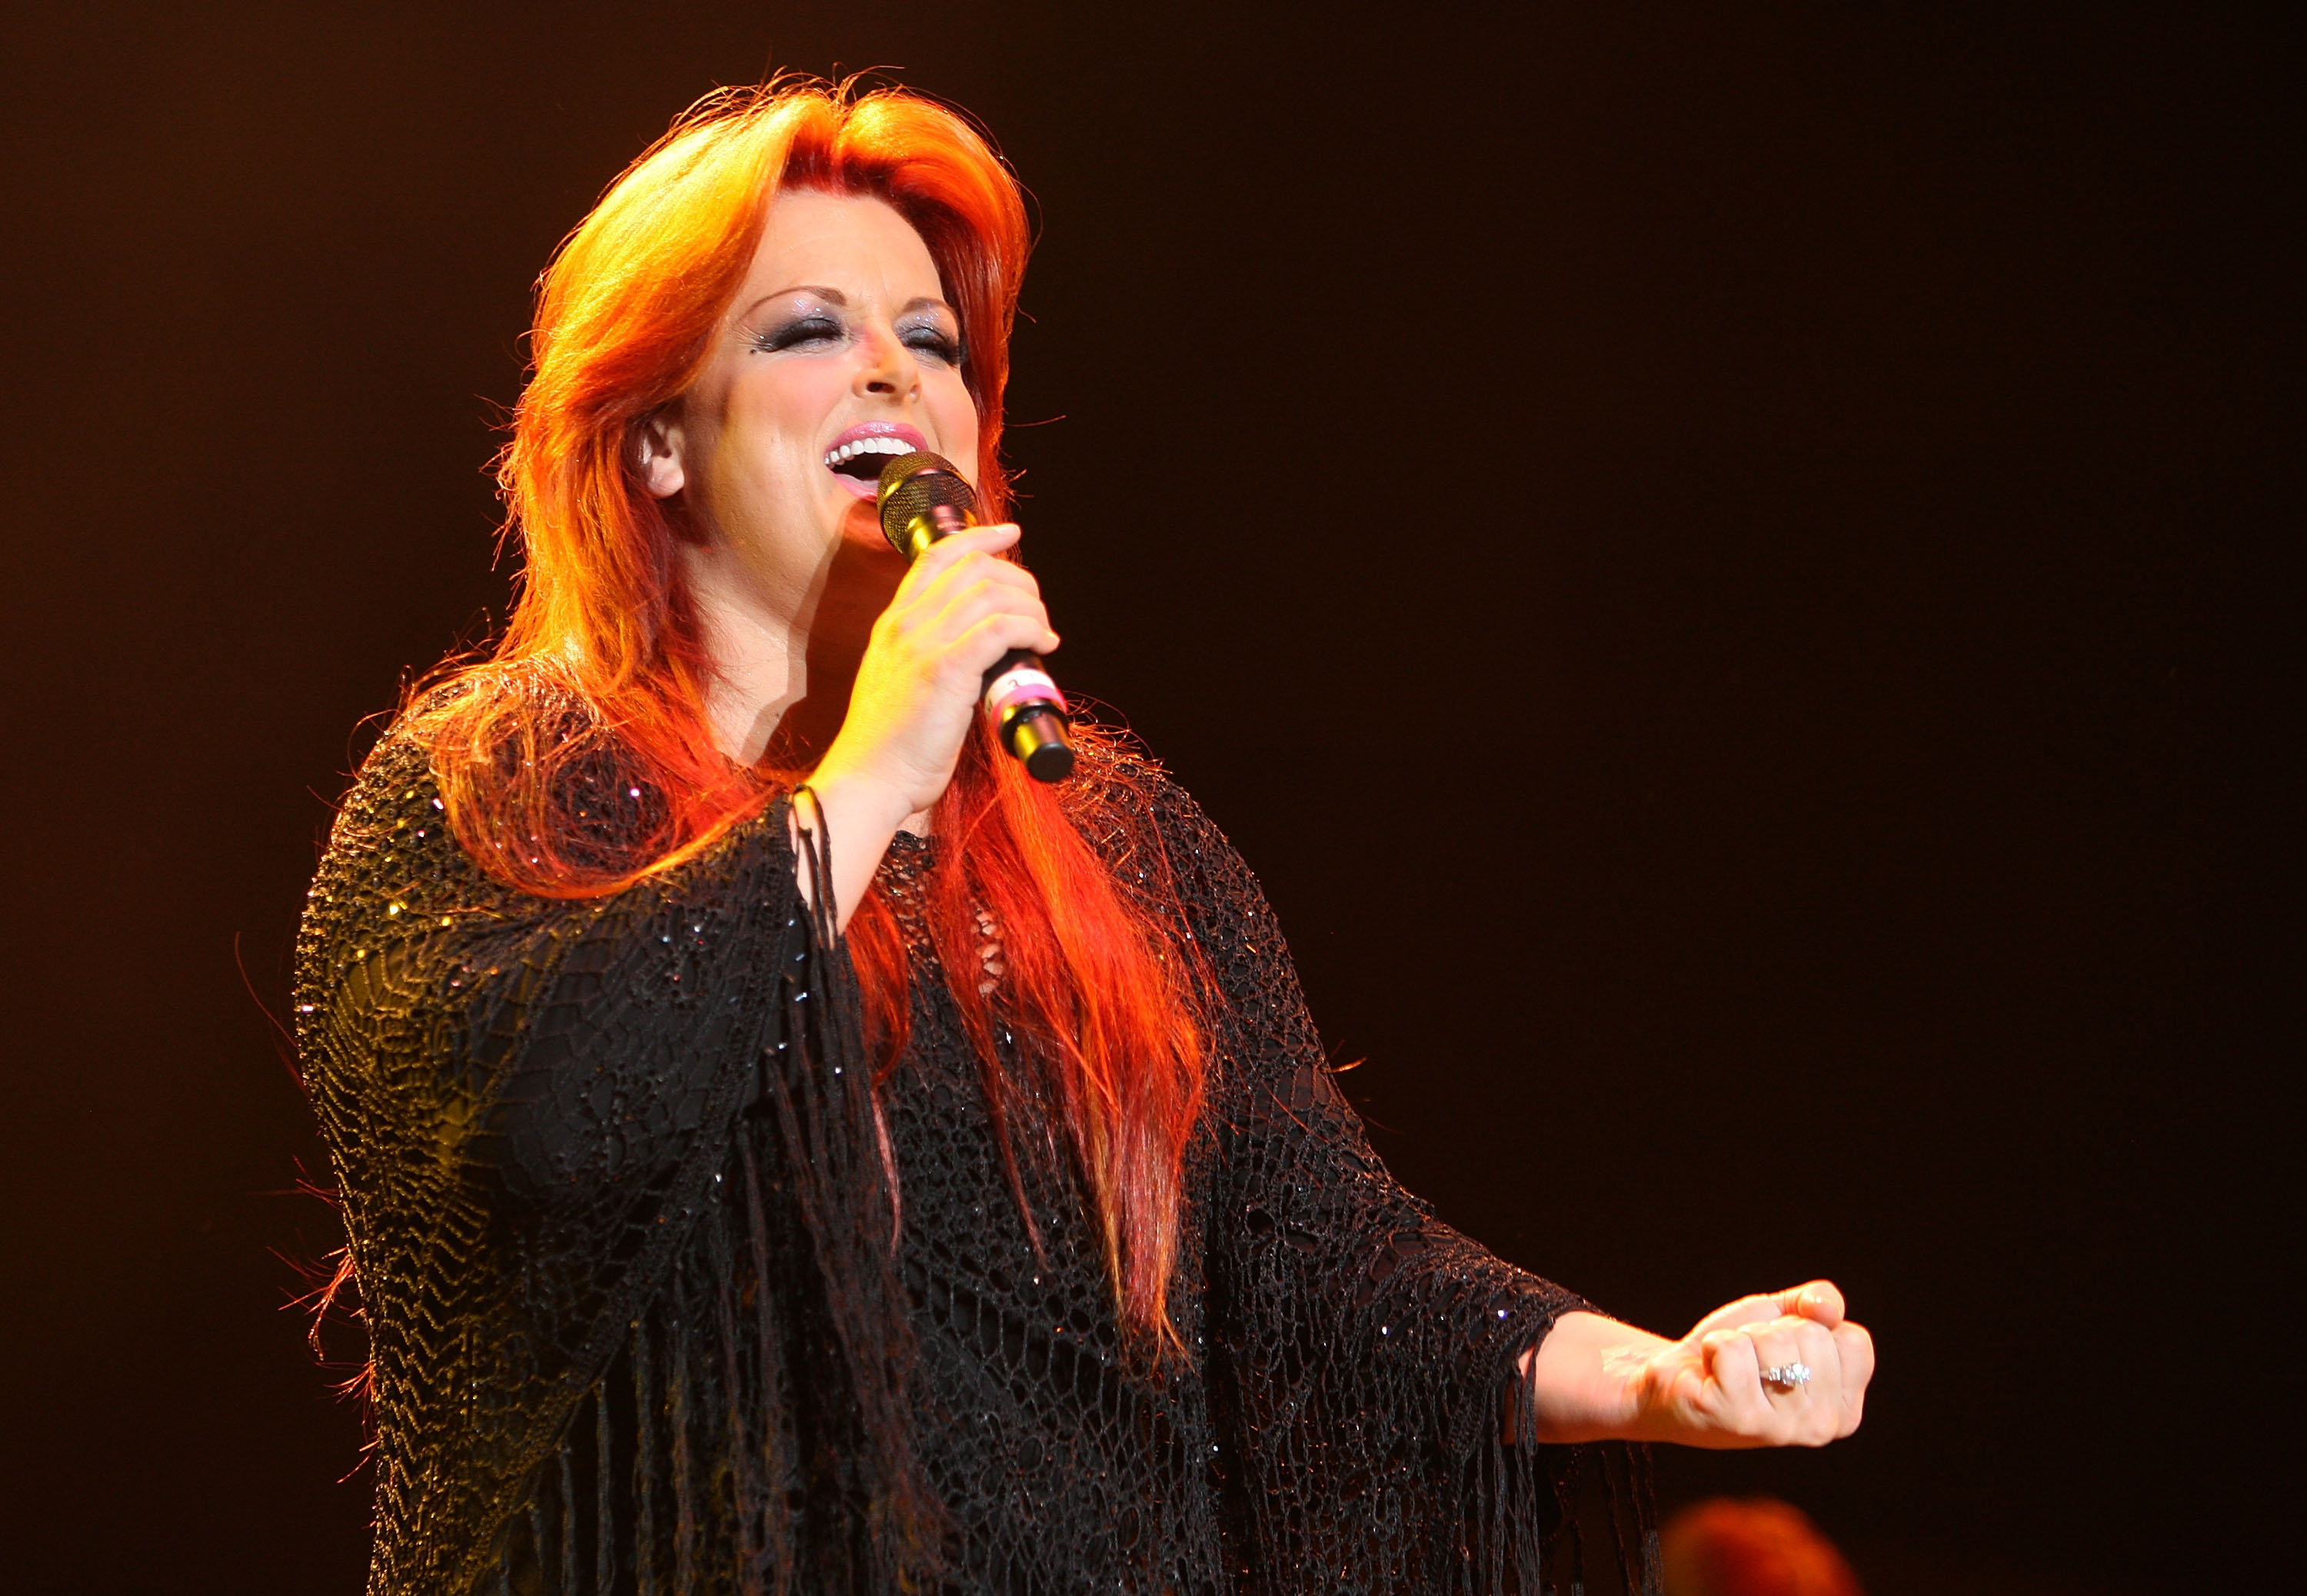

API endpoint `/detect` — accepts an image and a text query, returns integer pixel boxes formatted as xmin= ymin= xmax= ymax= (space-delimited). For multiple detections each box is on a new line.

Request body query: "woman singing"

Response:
xmin=296 ymin=80 xmax=1874 ymax=1596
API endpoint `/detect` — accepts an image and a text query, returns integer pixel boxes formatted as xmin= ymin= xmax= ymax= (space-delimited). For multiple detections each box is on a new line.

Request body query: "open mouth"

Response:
xmin=825 ymin=435 xmax=916 ymax=480
xmin=823 ymin=425 xmax=928 ymax=498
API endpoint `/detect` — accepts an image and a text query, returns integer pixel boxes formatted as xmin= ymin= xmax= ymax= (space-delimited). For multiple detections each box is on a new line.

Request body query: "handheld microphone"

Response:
xmin=877 ymin=451 xmax=1076 ymax=783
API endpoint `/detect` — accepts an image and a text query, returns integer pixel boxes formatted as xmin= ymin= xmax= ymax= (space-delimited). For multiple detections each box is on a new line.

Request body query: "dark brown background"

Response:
xmin=0 ymin=4 xmax=2292 ymax=1592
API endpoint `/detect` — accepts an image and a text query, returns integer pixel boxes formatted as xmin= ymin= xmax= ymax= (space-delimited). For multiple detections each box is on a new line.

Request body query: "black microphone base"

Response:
xmin=1005 ymin=707 xmax=1076 ymax=783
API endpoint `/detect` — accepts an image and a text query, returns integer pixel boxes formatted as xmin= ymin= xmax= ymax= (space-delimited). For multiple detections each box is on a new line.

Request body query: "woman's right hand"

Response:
xmin=797 ymin=523 xmax=1058 ymax=929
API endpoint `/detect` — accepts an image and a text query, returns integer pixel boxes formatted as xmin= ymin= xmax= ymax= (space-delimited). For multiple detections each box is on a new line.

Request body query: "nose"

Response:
xmin=855 ymin=323 xmax=918 ymax=401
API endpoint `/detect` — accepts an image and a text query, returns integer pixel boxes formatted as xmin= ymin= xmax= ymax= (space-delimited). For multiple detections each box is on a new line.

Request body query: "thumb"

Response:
xmin=1687 ymin=1292 xmax=1793 ymax=1337
xmin=1779 ymin=1279 xmax=1846 ymax=1328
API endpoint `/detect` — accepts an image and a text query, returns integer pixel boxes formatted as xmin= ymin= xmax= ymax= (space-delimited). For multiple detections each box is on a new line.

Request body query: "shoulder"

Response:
xmin=1063 ymin=724 xmax=1288 ymax=967
xmin=330 ymin=723 xmax=443 ymax=846
xmin=295 ymin=690 xmax=610 ymax=1005
xmin=1064 ymin=727 xmax=1248 ymax=883
xmin=307 ymin=724 xmax=458 ymax=910
xmin=296 ymin=727 xmax=488 ymax=992
xmin=382 ymin=664 xmax=720 ymax=891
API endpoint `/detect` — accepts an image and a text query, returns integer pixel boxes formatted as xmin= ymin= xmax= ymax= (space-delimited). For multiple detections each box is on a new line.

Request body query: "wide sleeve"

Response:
xmin=293 ymin=733 xmax=828 ymax=1593
xmin=1138 ymin=777 xmax=1655 ymax=1595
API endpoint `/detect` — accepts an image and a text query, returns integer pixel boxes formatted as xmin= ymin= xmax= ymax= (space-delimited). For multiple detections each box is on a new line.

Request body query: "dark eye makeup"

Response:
xmin=744 ymin=305 xmax=964 ymax=367
xmin=900 ymin=324 xmax=966 ymax=366
xmin=747 ymin=313 xmax=844 ymax=354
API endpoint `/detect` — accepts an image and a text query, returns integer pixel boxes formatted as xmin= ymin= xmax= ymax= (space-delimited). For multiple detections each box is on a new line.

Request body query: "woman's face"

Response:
xmin=644 ymin=188 xmax=980 ymax=613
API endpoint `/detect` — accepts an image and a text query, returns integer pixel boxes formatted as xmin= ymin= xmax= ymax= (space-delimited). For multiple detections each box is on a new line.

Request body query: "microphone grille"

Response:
xmin=877 ymin=451 xmax=977 ymax=554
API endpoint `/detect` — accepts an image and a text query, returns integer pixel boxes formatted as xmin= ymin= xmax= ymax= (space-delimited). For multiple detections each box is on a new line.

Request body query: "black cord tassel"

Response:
xmin=772 ymin=790 xmax=942 ymax=1591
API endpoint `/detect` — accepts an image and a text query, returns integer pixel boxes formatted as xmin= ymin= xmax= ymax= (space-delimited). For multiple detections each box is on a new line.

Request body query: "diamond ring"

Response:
xmin=1759 ymin=1362 xmax=1813 ymax=1390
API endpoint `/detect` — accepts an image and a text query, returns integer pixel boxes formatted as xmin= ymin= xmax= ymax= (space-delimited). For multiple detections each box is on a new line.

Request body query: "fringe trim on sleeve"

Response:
xmin=468 ymin=795 xmax=943 ymax=1595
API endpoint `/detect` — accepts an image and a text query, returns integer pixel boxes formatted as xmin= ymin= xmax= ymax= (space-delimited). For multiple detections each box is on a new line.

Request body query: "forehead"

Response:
xmin=744 ymin=188 xmax=944 ymax=300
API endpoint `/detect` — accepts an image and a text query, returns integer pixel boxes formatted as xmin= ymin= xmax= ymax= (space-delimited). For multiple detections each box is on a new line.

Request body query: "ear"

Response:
xmin=634 ymin=408 xmax=687 ymax=499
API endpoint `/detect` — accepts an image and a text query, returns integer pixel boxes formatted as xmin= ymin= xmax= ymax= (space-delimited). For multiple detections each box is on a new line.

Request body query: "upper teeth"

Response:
xmin=825 ymin=435 xmax=916 ymax=467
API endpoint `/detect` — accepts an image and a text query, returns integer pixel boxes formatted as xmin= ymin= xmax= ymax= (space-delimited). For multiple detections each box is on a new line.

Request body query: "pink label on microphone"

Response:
xmin=984 ymin=666 xmax=1066 ymax=720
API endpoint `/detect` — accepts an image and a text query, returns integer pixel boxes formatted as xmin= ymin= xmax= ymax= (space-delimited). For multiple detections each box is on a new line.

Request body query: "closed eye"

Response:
xmin=749 ymin=314 xmax=844 ymax=354
xmin=901 ymin=326 xmax=965 ymax=367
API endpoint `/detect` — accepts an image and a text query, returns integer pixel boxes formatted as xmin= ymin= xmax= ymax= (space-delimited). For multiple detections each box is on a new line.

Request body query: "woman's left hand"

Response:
xmin=1522 ymin=1281 xmax=1874 ymax=1448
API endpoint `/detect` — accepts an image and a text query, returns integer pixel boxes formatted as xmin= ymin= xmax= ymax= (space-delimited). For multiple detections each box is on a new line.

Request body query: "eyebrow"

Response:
xmin=737 ymin=285 xmax=957 ymax=323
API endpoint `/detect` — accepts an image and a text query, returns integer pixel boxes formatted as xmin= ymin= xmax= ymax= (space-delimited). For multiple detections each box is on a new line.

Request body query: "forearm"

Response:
xmin=1517 ymin=1309 xmax=1673 ymax=1445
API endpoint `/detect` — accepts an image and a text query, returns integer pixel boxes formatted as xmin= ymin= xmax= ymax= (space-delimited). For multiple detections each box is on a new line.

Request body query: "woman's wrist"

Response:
xmin=791 ymin=760 xmax=917 ymax=934
xmin=1518 ymin=1309 xmax=1669 ymax=1445
xmin=804 ymin=759 xmax=917 ymax=842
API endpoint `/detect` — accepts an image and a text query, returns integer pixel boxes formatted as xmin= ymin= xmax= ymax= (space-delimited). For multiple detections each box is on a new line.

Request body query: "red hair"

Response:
xmin=1659 ymin=1498 xmax=1865 ymax=1596
xmin=408 ymin=80 xmax=1203 ymax=1344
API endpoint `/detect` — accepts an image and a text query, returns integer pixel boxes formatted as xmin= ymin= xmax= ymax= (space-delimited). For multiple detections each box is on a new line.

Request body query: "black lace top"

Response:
xmin=296 ymin=730 xmax=1650 ymax=1594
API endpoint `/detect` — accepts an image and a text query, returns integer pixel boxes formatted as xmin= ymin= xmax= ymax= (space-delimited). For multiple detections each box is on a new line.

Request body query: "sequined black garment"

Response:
xmin=297 ymin=728 xmax=1651 ymax=1594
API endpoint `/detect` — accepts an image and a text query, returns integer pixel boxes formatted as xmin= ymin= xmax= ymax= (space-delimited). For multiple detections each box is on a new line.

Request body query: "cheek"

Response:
xmin=724 ymin=363 xmax=850 ymax=490
xmin=928 ymin=374 xmax=981 ymax=467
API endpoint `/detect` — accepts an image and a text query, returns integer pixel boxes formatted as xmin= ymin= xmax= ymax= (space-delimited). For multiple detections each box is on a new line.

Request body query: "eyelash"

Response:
xmin=903 ymin=327 xmax=966 ymax=367
xmin=749 ymin=315 xmax=842 ymax=354
xmin=747 ymin=315 xmax=964 ymax=367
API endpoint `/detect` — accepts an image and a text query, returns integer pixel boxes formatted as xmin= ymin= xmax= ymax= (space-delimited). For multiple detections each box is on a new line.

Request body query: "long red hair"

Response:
xmin=408 ymin=80 xmax=1203 ymax=1344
